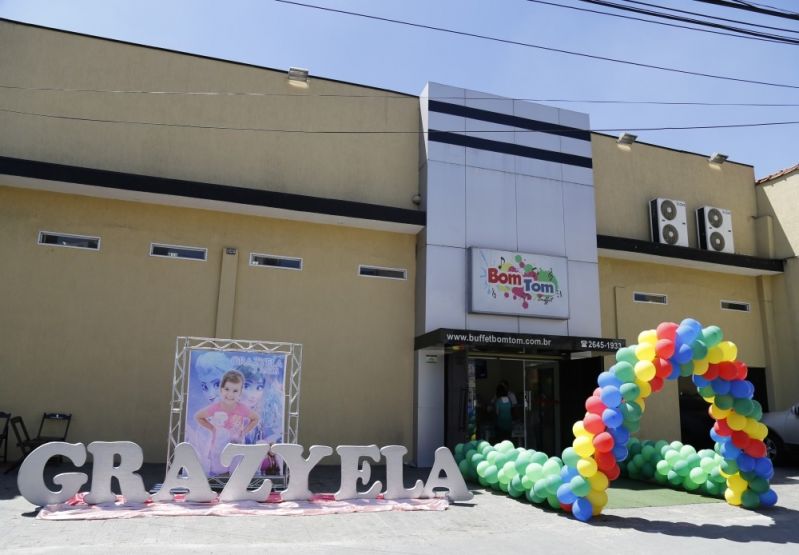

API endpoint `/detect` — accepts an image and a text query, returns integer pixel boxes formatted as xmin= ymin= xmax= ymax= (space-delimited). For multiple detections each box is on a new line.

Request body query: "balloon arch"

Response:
xmin=454 ymin=319 xmax=778 ymax=521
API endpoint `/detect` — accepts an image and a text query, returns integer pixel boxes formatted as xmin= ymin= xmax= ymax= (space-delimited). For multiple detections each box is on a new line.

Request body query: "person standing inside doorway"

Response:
xmin=494 ymin=383 xmax=513 ymax=443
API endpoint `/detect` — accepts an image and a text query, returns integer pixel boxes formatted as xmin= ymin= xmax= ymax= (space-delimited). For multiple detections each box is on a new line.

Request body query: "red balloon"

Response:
xmin=586 ymin=396 xmax=606 ymax=415
xmin=596 ymin=450 xmax=616 ymax=471
xmin=655 ymin=339 xmax=675 ymax=360
xmin=653 ymin=358 xmax=672 ymax=379
xmin=735 ymin=361 xmax=749 ymax=380
xmin=703 ymin=364 xmax=720 ymax=381
xmin=714 ymin=419 xmax=732 ymax=436
xmin=718 ymin=361 xmax=738 ymax=381
xmin=605 ymin=463 xmax=621 ymax=481
xmin=745 ymin=440 xmax=767 ymax=459
xmin=593 ymin=432 xmax=615 ymax=452
xmin=731 ymin=430 xmax=750 ymax=449
xmin=656 ymin=322 xmax=678 ymax=342
xmin=584 ymin=413 xmax=606 ymax=435
xmin=650 ymin=376 xmax=664 ymax=393
xmin=593 ymin=387 xmax=602 ymax=398
xmin=560 ymin=502 xmax=573 ymax=513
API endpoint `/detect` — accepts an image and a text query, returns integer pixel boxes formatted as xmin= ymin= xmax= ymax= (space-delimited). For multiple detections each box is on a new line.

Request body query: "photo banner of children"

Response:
xmin=184 ymin=349 xmax=287 ymax=478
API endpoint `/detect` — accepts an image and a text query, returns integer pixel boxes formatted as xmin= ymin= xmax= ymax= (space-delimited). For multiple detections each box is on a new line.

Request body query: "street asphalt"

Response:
xmin=1 ymin=461 xmax=798 ymax=554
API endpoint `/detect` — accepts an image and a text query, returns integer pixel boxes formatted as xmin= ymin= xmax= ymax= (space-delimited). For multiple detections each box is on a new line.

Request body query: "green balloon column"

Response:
xmin=454 ymin=318 xmax=778 ymax=521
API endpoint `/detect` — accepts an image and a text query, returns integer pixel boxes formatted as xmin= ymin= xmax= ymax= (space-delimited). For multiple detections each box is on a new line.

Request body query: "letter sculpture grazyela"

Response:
xmin=455 ymin=319 xmax=778 ymax=521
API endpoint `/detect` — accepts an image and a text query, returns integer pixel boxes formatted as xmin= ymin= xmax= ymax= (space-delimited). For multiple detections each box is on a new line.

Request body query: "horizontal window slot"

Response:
xmin=250 ymin=253 xmax=302 ymax=270
xmin=150 ymin=243 xmax=207 ymax=261
xmin=38 ymin=231 xmax=100 ymax=250
xmin=359 ymin=265 xmax=407 ymax=280
xmin=721 ymin=300 xmax=750 ymax=312
xmin=633 ymin=292 xmax=667 ymax=305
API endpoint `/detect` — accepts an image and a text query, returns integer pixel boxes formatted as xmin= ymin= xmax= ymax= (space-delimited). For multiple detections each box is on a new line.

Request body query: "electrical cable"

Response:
xmin=620 ymin=0 xmax=799 ymax=32
xmin=274 ymin=1 xmax=799 ymax=89
xmin=693 ymin=0 xmax=799 ymax=20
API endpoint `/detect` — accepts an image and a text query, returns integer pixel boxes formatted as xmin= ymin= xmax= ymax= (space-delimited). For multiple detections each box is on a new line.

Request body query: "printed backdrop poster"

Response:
xmin=185 ymin=349 xmax=287 ymax=477
xmin=470 ymin=247 xmax=569 ymax=319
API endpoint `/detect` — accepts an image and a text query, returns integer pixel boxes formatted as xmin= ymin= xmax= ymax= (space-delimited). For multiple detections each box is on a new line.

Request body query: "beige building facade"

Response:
xmin=0 ymin=19 xmax=794 ymax=466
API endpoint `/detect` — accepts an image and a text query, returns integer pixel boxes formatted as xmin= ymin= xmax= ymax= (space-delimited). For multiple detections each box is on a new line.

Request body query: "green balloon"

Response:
xmin=561 ymin=447 xmax=581 ymax=467
xmin=673 ymin=460 xmax=690 ymax=477
xmin=683 ymin=476 xmax=701 ymax=491
xmin=526 ymin=489 xmax=545 ymax=504
xmin=721 ymin=459 xmax=739 ymax=475
xmin=533 ymin=478 xmax=549 ymax=498
xmin=620 ymin=382 xmax=641 ymax=402
xmin=458 ymin=459 xmax=470 ymax=476
xmin=656 ymin=460 xmax=671 ymax=475
xmin=750 ymin=400 xmax=763 ymax=421
xmin=499 ymin=481 xmax=510 ymax=492
xmin=546 ymin=495 xmax=561 ymax=510
xmin=679 ymin=362 xmax=694 ymax=377
xmin=510 ymin=476 xmax=525 ymax=497
xmin=715 ymin=395 xmax=734 ymax=410
xmin=654 ymin=471 xmax=668 ymax=484
xmin=668 ymin=470 xmax=683 ymax=486
xmin=691 ymin=339 xmax=708 ymax=360
xmin=546 ymin=475 xmax=563 ymax=496
xmin=749 ymin=477 xmax=769 ymax=494
xmin=689 ymin=467 xmax=708 ymax=483
xmin=698 ymin=385 xmax=715 ymax=398
xmin=471 ymin=453 xmax=485 ymax=467
xmin=733 ymin=398 xmax=754 ymax=417
xmin=625 ymin=420 xmax=641 ymax=433
xmin=526 ymin=462 xmax=544 ymax=482
xmin=531 ymin=451 xmax=549 ymax=465
xmin=454 ymin=444 xmax=465 ymax=461
xmin=484 ymin=465 xmax=499 ymax=484
xmin=664 ymin=450 xmax=680 ymax=465
xmin=543 ymin=458 xmax=562 ymax=476
xmin=612 ymin=361 xmax=636 ymax=383
xmin=702 ymin=326 xmax=723 ymax=347
xmin=521 ymin=475 xmax=534 ymax=490
xmin=571 ymin=476 xmax=591 ymax=497
xmin=616 ymin=346 xmax=639 ymax=365
xmin=741 ymin=490 xmax=760 ymax=509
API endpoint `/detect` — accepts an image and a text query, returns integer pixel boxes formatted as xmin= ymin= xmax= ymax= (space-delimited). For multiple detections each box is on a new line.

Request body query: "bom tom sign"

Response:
xmin=470 ymin=248 xmax=569 ymax=319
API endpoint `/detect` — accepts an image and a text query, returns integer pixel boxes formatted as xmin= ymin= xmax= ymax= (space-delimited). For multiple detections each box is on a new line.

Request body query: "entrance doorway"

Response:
xmin=444 ymin=355 xmax=561 ymax=453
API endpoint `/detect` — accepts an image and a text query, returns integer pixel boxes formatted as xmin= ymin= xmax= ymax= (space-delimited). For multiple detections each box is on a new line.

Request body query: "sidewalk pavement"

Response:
xmin=1 ymin=461 xmax=798 ymax=554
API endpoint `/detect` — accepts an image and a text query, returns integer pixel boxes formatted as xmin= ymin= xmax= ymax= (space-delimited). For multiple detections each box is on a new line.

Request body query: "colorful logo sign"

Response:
xmin=470 ymin=248 xmax=569 ymax=319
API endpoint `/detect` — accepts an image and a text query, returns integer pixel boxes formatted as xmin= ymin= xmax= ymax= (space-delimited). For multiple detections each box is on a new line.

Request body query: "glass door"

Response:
xmin=523 ymin=361 xmax=560 ymax=454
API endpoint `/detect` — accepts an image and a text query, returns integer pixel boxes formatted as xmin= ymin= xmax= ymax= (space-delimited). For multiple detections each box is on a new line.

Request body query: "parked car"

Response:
xmin=761 ymin=403 xmax=799 ymax=464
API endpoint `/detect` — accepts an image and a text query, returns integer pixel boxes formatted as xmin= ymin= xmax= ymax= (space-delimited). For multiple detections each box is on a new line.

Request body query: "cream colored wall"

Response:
xmin=0 ymin=185 xmax=416 ymax=462
xmin=599 ymin=257 xmax=767 ymax=441
xmin=592 ymin=134 xmax=759 ymax=255
xmin=755 ymin=172 xmax=799 ymax=409
xmin=0 ymin=20 xmax=420 ymax=209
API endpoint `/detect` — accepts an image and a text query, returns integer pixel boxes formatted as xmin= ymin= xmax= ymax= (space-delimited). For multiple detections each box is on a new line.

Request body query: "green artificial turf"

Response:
xmin=605 ymin=478 xmax=724 ymax=509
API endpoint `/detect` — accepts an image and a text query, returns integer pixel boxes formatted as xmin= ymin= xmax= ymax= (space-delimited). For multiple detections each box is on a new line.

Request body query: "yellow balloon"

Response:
xmin=634 ymin=360 xmax=656 ymax=381
xmin=709 ymin=404 xmax=730 ymax=420
xmin=573 ymin=420 xmax=593 ymax=438
xmin=635 ymin=398 xmax=646 ymax=412
xmin=588 ymin=471 xmax=609 ymax=491
xmin=577 ymin=457 xmax=598 ymax=477
xmin=637 ymin=329 xmax=657 ymax=346
xmin=635 ymin=379 xmax=652 ymax=398
xmin=707 ymin=345 xmax=724 ymax=364
xmin=693 ymin=359 xmax=709 ymax=375
xmin=635 ymin=343 xmax=656 ymax=362
xmin=719 ymin=341 xmax=738 ymax=361
xmin=727 ymin=473 xmax=747 ymax=493
xmin=725 ymin=488 xmax=742 ymax=506
xmin=702 ymin=395 xmax=715 ymax=404
xmin=574 ymin=435 xmax=595 ymax=458
xmin=750 ymin=421 xmax=768 ymax=441
xmin=587 ymin=488 xmax=608 ymax=509
xmin=727 ymin=412 xmax=747 ymax=431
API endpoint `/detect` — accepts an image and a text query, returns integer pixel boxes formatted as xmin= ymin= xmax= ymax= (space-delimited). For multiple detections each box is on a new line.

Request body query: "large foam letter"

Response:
xmin=422 ymin=446 xmax=473 ymax=501
xmin=219 ymin=444 xmax=273 ymax=502
xmin=152 ymin=442 xmax=216 ymax=502
xmin=18 ymin=442 xmax=88 ymax=507
xmin=380 ymin=445 xmax=423 ymax=499
xmin=84 ymin=441 xmax=149 ymax=504
xmin=271 ymin=444 xmax=332 ymax=501
xmin=335 ymin=445 xmax=382 ymax=500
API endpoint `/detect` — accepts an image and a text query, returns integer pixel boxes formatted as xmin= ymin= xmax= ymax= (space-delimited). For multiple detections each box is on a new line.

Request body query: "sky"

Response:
xmin=1 ymin=0 xmax=798 ymax=178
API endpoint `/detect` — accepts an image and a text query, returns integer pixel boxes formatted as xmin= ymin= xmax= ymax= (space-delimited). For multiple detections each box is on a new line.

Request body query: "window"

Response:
xmin=250 ymin=253 xmax=302 ymax=270
xmin=721 ymin=300 xmax=750 ymax=312
xmin=633 ymin=292 xmax=667 ymax=305
xmin=150 ymin=243 xmax=207 ymax=261
xmin=359 ymin=265 xmax=407 ymax=280
xmin=38 ymin=231 xmax=100 ymax=251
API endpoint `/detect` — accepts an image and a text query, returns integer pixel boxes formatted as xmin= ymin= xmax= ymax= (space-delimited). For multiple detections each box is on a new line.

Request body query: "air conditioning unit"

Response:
xmin=649 ymin=198 xmax=688 ymax=247
xmin=697 ymin=206 xmax=734 ymax=253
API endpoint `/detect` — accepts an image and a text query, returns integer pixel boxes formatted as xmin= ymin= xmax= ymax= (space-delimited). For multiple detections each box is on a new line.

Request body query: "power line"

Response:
xmin=4 ymin=82 xmax=799 ymax=106
xmin=2 ymin=106 xmax=799 ymax=133
xmin=693 ymin=0 xmax=799 ymax=19
xmin=621 ymin=0 xmax=799 ymax=33
xmin=274 ymin=0 xmax=799 ymax=89
xmin=576 ymin=0 xmax=799 ymax=43
xmin=526 ymin=0 xmax=797 ymax=44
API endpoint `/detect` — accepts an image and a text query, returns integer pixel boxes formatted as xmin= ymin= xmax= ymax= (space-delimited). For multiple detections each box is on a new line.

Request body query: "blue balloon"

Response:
xmin=612 ymin=445 xmax=629 ymax=461
xmin=720 ymin=442 xmax=741 ymax=460
xmin=759 ymin=489 xmax=778 ymax=507
xmin=711 ymin=379 xmax=732 ymax=395
xmin=671 ymin=343 xmax=694 ymax=365
xmin=572 ymin=497 xmax=593 ymax=522
xmin=681 ymin=318 xmax=703 ymax=333
xmin=729 ymin=380 xmax=749 ymax=399
xmin=610 ymin=426 xmax=630 ymax=445
xmin=692 ymin=374 xmax=710 ymax=388
xmin=754 ymin=457 xmax=774 ymax=479
xmin=598 ymin=372 xmax=623 ymax=389
xmin=557 ymin=483 xmax=577 ymax=505
xmin=737 ymin=453 xmax=756 ymax=472
xmin=667 ymin=363 xmax=681 ymax=380
xmin=600 ymin=386 xmax=622 ymax=409
xmin=602 ymin=407 xmax=623 ymax=429
xmin=561 ymin=465 xmax=579 ymax=481
xmin=710 ymin=428 xmax=728 ymax=443
xmin=676 ymin=322 xmax=701 ymax=345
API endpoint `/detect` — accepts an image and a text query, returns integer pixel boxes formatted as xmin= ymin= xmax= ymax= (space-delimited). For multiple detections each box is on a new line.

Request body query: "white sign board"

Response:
xmin=470 ymin=248 xmax=569 ymax=319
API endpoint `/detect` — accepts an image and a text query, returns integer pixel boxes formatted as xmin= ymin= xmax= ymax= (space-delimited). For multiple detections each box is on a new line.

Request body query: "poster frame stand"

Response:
xmin=166 ymin=336 xmax=302 ymax=490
